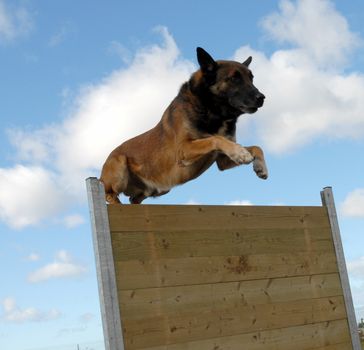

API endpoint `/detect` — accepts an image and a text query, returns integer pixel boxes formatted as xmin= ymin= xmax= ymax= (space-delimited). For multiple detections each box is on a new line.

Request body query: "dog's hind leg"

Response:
xmin=100 ymin=154 xmax=129 ymax=204
xmin=129 ymin=193 xmax=146 ymax=204
xmin=105 ymin=192 xmax=121 ymax=204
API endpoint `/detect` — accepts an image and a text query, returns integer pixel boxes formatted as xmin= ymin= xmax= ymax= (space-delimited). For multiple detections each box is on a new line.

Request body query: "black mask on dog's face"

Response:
xmin=196 ymin=47 xmax=265 ymax=114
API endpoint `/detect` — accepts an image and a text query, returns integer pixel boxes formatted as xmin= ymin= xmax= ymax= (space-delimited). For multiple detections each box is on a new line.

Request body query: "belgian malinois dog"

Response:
xmin=100 ymin=47 xmax=268 ymax=204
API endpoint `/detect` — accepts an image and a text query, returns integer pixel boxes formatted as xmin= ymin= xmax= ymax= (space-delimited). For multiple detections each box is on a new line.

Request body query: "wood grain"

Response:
xmin=122 ymin=296 xmax=346 ymax=348
xmin=111 ymin=227 xmax=334 ymax=261
xmin=102 ymin=203 xmax=353 ymax=349
xmin=143 ymin=319 xmax=351 ymax=350
xmin=108 ymin=205 xmax=330 ymax=232
xmin=119 ymin=273 xmax=342 ymax=319
xmin=115 ymin=252 xmax=338 ymax=290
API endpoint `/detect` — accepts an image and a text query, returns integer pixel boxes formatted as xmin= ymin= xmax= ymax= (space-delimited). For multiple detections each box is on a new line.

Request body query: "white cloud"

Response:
xmin=226 ymin=200 xmax=253 ymax=206
xmin=54 ymin=26 xmax=194 ymax=192
xmin=0 ymin=165 xmax=70 ymax=229
xmin=0 ymin=1 xmax=12 ymax=40
xmin=80 ymin=312 xmax=95 ymax=323
xmin=56 ymin=312 xmax=96 ymax=338
xmin=26 ymin=253 xmax=40 ymax=262
xmin=0 ymin=27 xmax=194 ymax=228
xmin=233 ymin=0 xmax=364 ymax=154
xmin=0 ymin=0 xmax=32 ymax=42
xmin=2 ymin=1 xmax=364 ymax=228
xmin=7 ymin=127 xmax=57 ymax=163
xmin=27 ymin=250 xmax=87 ymax=283
xmin=2 ymin=297 xmax=61 ymax=323
xmin=108 ymin=40 xmax=132 ymax=64
xmin=261 ymin=0 xmax=359 ymax=67
xmin=57 ymin=326 xmax=86 ymax=337
xmin=48 ymin=22 xmax=75 ymax=47
xmin=63 ymin=214 xmax=85 ymax=228
xmin=185 ymin=200 xmax=201 ymax=205
xmin=225 ymin=200 xmax=286 ymax=206
xmin=3 ymin=297 xmax=15 ymax=313
xmin=49 ymin=25 xmax=70 ymax=47
xmin=341 ymin=188 xmax=364 ymax=218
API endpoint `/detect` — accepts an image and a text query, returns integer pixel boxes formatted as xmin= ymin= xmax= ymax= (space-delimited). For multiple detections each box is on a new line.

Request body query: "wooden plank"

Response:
xmin=313 ymin=344 xmax=353 ymax=350
xmin=86 ymin=177 xmax=125 ymax=350
xmin=115 ymin=252 xmax=338 ymax=290
xmin=322 ymin=187 xmax=361 ymax=350
xmin=108 ymin=205 xmax=330 ymax=232
xmin=119 ymin=273 xmax=343 ymax=320
xmin=142 ymin=319 xmax=351 ymax=350
xmin=147 ymin=341 xmax=353 ymax=350
xmin=111 ymin=227 xmax=334 ymax=261
xmin=122 ymin=296 xmax=347 ymax=348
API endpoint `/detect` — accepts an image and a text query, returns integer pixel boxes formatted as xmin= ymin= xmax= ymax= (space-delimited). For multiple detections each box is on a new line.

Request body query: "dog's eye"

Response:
xmin=227 ymin=71 xmax=241 ymax=83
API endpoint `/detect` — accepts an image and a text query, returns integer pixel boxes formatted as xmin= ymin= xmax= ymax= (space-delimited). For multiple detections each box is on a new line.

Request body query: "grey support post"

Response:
xmin=86 ymin=177 xmax=124 ymax=350
xmin=321 ymin=187 xmax=361 ymax=350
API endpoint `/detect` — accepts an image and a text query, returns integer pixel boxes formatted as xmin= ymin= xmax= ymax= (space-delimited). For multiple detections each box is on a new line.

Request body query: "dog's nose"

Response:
xmin=256 ymin=93 xmax=265 ymax=106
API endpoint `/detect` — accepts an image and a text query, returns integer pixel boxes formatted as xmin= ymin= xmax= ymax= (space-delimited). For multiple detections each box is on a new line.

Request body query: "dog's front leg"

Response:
xmin=178 ymin=136 xmax=254 ymax=166
xmin=245 ymin=146 xmax=268 ymax=179
xmin=217 ymin=145 xmax=268 ymax=180
xmin=216 ymin=154 xmax=241 ymax=171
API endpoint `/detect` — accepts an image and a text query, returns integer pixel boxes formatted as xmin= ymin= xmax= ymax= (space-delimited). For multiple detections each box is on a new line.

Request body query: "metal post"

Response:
xmin=321 ymin=186 xmax=361 ymax=350
xmin=86 ymin=177 xmax=124 ymax=350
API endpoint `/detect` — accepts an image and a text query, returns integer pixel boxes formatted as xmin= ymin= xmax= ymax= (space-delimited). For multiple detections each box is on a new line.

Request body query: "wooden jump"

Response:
xmin=86 ymin=177 xmax=361 ymax=350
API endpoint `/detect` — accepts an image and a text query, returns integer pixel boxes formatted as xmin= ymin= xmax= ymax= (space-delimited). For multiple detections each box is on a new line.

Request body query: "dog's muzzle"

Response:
xmin=255 ymin=92 xmax=265 ymax=108
xmin=237 ymin=92 xmax=265 ymax=113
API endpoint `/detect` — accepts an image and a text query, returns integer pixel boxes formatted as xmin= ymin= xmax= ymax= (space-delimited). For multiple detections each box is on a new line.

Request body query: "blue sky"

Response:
xmin=1 ymin=1 xmax=364 ymax=349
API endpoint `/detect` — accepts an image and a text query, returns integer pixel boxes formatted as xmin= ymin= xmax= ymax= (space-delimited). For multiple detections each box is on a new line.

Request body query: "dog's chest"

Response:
xmin=217 ymin=120 xmax=235 ymax=137
xmin=195 ymin=115 xmax=236 ymax=137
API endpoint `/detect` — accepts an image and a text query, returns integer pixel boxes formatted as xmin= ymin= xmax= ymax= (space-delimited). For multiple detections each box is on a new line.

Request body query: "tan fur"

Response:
xmin=100 ymin=49 xmax=268 ymax=204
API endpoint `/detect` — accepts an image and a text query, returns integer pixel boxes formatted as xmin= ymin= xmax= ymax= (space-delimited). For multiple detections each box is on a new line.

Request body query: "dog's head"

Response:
xmin=195 ymin=47 xmax=265 ymax=114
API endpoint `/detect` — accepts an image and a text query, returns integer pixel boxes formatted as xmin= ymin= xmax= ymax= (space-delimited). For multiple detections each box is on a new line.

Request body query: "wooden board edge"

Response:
xmin=86 ymin=177 xmax=125 ymax=350
xmin=321 ymin=186 xmax=361 ymax=350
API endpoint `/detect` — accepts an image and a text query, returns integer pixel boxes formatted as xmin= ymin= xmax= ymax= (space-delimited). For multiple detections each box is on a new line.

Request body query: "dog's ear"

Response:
xmin=196 ymin=47 xmax=217 ymax=73
xmin=242 ymin=56 xmax=252 ymax=67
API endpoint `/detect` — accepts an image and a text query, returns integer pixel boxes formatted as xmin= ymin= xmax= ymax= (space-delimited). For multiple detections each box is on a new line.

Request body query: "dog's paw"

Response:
xmin=253 ymin=159 xmax=268 ymax=179
xmin=229 ymin=145 xmax=254 ymax=165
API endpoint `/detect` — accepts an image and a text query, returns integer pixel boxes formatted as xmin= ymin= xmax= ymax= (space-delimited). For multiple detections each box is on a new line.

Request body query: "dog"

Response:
xmin=100 ymin=47 xmax=268 ymax=204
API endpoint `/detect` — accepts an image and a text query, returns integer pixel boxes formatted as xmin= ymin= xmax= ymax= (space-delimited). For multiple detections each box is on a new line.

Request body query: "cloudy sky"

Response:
xmin=1 ymin=0 xmax=364 ymax=349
